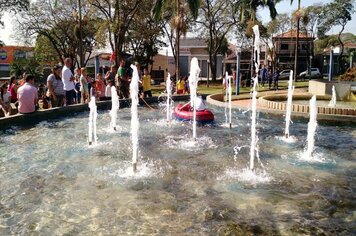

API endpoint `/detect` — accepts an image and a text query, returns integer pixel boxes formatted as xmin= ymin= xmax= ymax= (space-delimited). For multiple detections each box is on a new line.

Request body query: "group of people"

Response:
xmin=0 ymin=74 xmax=38 ymax=115
xmin=259 ymin=66 xmax=280 ymax=90
xmin=46 ymin=58 xmax=109 ymax=108
xmin=104 ymin=60 xmax=153 ymax=99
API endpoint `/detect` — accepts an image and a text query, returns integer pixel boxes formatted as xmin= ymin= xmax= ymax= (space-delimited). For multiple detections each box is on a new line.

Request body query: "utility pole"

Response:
xmin=329 ymin=47 xmax=334 ymax=81
xmin=293 ymin=1 xmax=301 ymax=81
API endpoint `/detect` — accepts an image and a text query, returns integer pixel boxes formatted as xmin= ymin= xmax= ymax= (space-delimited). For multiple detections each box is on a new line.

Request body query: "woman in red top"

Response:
xmin=8 ymin=76 xmax=18 ymax=103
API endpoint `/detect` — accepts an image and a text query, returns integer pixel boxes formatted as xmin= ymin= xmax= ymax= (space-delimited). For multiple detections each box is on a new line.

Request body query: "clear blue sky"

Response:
xmin=259 ymin=0 xmax=356 ymax=34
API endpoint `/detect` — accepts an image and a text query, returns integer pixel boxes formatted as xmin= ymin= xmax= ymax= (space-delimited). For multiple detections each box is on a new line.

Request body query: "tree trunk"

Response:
xmin=175 ymin=0 xmax=181 ymax=80
xmin=210 ymin=54 xmax=217 ymax=82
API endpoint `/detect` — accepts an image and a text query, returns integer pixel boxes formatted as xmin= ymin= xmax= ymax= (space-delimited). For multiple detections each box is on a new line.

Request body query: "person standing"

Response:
xmin=74 ymin=67 xmax=81 ymax=103
xmin=47 ymin=65 xmax=65 ymax=107
xmin=8 ymin=76 xmax=18 ymax=103
xmin=80 ymin=68 xmax=89 ymax=104
xmin=0 ymin=83 xmax=11 ymax=116
xmin=176 ymin=77 xmax=184 ymax=94
xmin=273 ymin=68 xmax=280 ymax=91
xmin=61 ymin=58 xmax=75 ymax=105
xmin=17 ymin=74 xmax=38 ymax=114
xmin=95 ymin=73 xmax=105 ymax=100
xmin=141 ymin=68 xmax=152 ymax=98
xmin=260 ymin=65 xmax=267 ymax=87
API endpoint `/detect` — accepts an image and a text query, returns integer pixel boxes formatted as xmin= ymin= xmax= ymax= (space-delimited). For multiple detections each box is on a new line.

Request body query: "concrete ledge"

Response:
xmin=259 ymin=94 xmax=356 ymax=116
xmin=0 ymin=95 xmax=190 ymax=131
xmin=207 ymin=93 xmax=356 ymax=125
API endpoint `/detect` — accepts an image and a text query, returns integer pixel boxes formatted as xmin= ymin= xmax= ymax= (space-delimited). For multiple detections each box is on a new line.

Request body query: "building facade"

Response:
xmin=179 ymin=38 xmax=224 ymax=78
xmin=0 ymin=46 xmax=34 ymax=78
xmin=273 ymin=30 xmax=315 ymax=74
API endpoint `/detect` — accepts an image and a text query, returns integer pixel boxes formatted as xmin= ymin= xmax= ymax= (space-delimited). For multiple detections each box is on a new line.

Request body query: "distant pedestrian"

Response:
xmin=260 ymin=66 xmax=267 ymax=87
xmin=273 ymin=68 xmax=280 ymax=91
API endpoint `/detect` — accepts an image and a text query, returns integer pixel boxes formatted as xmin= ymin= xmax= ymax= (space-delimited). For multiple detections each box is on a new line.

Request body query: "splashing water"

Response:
xmin=88 ymin=96 xmax=98 ymax=145
xmin=303 ymin=95 xmax=318 ymax=160
xmin=249 ymin=25 xmax=260 ymax=171
xmin=188 ymin=57 xmax=201 ymax=140
xmin=130 ymin=64 xmax=140 ymax=171
xmin=110 ymin=86 xmax=120 ymax=130
xmin=166 ymin=73 xmax=172 ymax=122
xmin=284 ymin=70 xmax=294 ymax=138
xmin=328 ymin=85 xmax=337 ymax=107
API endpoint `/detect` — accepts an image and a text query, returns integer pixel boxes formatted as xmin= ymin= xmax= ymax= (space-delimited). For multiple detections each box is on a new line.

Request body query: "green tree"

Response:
xmin=16 ymin=0 xmax=100 ymax=68
xmin=127 ymin=1 xmax=166 ymax=69
xmin=88 ymin=0 xmax=141 ymax=65
xmin=152 ymin=0 xmax=201 ymax=79
xmin=318 ymin=0 xmax=355 ymax=74
xmin=196 ymin=0 xmax=237 ymax=82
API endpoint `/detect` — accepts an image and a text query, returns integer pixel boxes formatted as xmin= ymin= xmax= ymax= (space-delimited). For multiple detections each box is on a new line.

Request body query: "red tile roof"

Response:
xmin=274 ymin=30 xmax=314 ymax=39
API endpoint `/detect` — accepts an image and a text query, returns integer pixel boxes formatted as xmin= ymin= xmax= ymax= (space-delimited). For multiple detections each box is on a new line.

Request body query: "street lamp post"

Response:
xmin=236 ymin=47 xmax=241 ymax=95
xmin=207 ymin=59 xmax=210 ymax=88
xmin=328 ymin=46 xmax=334 ymax=82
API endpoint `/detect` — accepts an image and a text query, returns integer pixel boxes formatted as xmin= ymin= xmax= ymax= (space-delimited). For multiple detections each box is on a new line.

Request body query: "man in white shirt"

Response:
xmin=62 ymin=58 xmax=75 ymax=105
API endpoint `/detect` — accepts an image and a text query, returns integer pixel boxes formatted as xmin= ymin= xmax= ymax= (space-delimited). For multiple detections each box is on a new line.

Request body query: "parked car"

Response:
xmin=279 ymin=70 xmax=292 ymax=80
xmin=299 ymin=68 xmax=321 ymax=79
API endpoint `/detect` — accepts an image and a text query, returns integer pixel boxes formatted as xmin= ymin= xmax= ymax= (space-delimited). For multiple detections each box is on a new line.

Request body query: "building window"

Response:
xmin=281 ymin=44 xmax=289 ymax=50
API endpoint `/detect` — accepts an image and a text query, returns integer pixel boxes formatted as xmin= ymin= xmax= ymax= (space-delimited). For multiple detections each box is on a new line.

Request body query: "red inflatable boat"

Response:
xmin=174 ymin=103 xmax=214 ymax=123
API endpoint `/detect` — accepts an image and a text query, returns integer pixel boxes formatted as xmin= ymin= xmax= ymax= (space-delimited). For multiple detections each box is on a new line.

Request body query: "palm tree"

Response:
xmin=238 ymin=0 xmax=280 ymax=82
xmin=291 ymin=0 xmax=301 ymax=81
xmin=152 ymin=0 xmax=200 ymax=80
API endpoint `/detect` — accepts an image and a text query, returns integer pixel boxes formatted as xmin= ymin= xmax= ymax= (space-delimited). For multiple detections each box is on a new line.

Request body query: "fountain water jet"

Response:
xmin=284 ymin=70 xmax=294 ymax=138
xmin=188 ymin=58 xmax=201 ymax=140
xmin=328 ymin=85 xmax=337 ymax=107
xmin=88 ymin=96 xmax=98 ymax=145
xmin=304 ymin=95 xmax=318 ymax=159
xmin=249 ymin=25 xmax=260 ymax=170
xmin=226 ymin=72 xmax=232 ymax=128
xmin=110 ymin=86 xmax=120 ymax=130
xmin=166 ymin=73 xmax=172 ymax=123
xmin=130 ymin=64 xmax=140 ymax=172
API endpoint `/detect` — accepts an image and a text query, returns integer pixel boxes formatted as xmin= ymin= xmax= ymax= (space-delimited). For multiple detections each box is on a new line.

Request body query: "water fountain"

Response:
xmin=303 ymin=95 xmax=318 ymax=160
xmin=1 ymin=94 xmax=355 ymax=234
xmin=88 ymin=96 xmax=98 ymax=145
xmin=130 ymin=64 xmax=140 ymax=172
xmin=110 ymin=86 xmax=119 ymax=130
xmin=284 ymin=70 xmax=294 ymax=138
xmin=188 ymin=57 xmax=200 ymax=140
xmin=166 ymin=73 xmax=172 ymax=123
xmin=328 ymin=85 xmax=337 ymax=107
